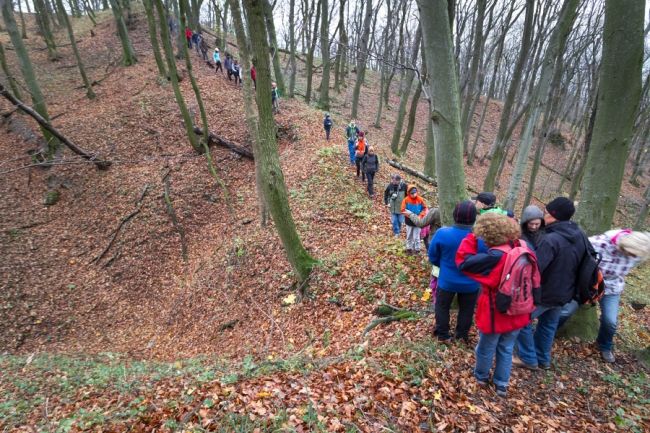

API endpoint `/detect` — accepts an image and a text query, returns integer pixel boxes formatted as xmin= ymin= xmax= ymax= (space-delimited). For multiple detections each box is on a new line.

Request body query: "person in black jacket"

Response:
xmin=361 ymin=146 xmax=379 ymax=197
xmin=323 ymin=113 xmax=333 ymax=140
xmin=514 ymin=197 xmax=587 ymax=370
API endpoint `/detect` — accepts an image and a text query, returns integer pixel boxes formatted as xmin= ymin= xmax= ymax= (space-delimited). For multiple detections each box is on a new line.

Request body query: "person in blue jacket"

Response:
xmin=428 ymin=200 xmax=486 ymax=342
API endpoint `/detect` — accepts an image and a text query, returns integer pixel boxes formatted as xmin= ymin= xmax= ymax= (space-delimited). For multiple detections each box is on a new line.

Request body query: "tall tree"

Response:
xmin=17 ymin=0 xmax=27 ymax=39
xmin=154 ymin=0 xmax=201 ymax=153
xmin=304 ymin=0 xmax=321 ymax=104
xmin=262 ymin=0 xmax=286 ymax=95
xmin=33 ymin=0 xmax=59 ymax=60
xmin=350 ymin=0 xmax=372 ymax=119
xmin=0 ymin=41 xmax=22 ymax=99
xmin=318 ymin=0 xmax=331 ymax=110
xmin=390 ymin=25 xmax=421 ymax=156
xmin=287 ymin=0 xmax=297 ymax=97
xmin=1 ymin=0 xmax=60 ymax=158
xmin=55 ymin=0 xmax=95 ymax=99
xmin=143 ymin=0 xmax=167 ymax=79
xmin=503 ymin=0 xmax=579 ymax=211
xmin=483 ymin=0 xmax=534 ymax=192
xmin=459 ymin=0 xmax=486 ymax=153
xmin=575 ymin=0 xmax=644 ymax=233
xmin=417 ymin=0 xmax=466 ymax=225
xmin=109 ymin=0 xmax=137 ymax=66
xmin=243 ymin=0 xmax=317 ymax=284
xmin=228 ymin=0 xmax=268 ymax=225
xmin=333 ymin=0 xmax=347 ymax=93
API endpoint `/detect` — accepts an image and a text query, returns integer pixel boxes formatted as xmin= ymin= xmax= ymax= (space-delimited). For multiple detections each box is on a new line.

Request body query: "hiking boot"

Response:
xmin=601 ymin=350 xmax=615 ymax=363
xmin=512 ymin=354 xmax=539 ymax=371
xmin=476 ymin=378 xmax=489 ymax=387
xmin=495 ymin=385 xmax=507 ymax=398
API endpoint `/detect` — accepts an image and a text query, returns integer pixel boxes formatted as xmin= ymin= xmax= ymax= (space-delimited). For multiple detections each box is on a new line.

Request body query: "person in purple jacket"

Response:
xmin=428 ymin=200 xmax=487 ymax=342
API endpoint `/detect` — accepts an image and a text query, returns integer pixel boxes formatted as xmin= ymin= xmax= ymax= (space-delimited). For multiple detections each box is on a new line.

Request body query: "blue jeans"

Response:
xmin=347 ymin=139 xmax=356 ymax=164
xmin=390 ymin=213 xmax=404 ymax=236
xmin=516 ymin=305 xmax=561 ymax=367
xmin=474 ymin=330 xmax=520 ymax=388
xmin=597 ymin=294 xmax=620 ymax=351
xmin=557 ymin=300 xmax=579 ymax=328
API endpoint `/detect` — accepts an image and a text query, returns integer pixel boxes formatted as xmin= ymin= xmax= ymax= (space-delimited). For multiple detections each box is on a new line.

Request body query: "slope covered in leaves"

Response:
xmin=0 ymin=8 xmax=649 ymax=433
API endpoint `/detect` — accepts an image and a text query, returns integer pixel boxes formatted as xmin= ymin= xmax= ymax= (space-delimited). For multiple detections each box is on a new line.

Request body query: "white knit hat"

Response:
xmin=618 ymin=231 xmax=650 ymax=259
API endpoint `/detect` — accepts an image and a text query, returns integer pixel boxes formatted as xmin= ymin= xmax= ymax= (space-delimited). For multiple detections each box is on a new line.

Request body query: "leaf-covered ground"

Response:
xmin=1 ymin=8 xmax=649 ymax=432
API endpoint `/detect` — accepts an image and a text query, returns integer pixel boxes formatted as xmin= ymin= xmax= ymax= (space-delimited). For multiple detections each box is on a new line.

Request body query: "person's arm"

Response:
xmin=456 ymin=233 xmax=502 ymax=285
xmin=400 ymin=197 xmax=407 ymax=214
xmin=383 ymin=185 xmax=391 ymax=205
xmin=534 ymin=236 xmax=556 ymax=274
xmin=419 ymin=198 xmax=428 ymax=217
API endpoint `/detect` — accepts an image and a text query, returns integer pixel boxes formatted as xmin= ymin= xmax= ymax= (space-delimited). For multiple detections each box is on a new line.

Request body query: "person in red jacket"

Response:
xmin=185 ymin=27 xmax=193 ymax=48
xmin=456 ymin=213 xmax=533 ymax=397
xmin=250 ymin=64 xmax=257 ymax=89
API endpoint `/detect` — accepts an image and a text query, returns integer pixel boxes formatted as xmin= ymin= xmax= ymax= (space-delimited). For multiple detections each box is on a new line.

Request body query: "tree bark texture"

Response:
xmin=110 ymin=0 xmax=137 ymax=66
xmin=350 ymin=0 xmax=372 ymax=120
xmin=243 ymin=0 xmax=317 ymax=283
xmin=318 ymin=0 xmax=330 ymax=110
xmin=56 ymin=0 xmax=95 ymax=99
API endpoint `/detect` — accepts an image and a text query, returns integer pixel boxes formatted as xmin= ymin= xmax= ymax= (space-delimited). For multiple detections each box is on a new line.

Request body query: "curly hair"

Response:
xmin=473 ymin=213 xmax=521 ymax=247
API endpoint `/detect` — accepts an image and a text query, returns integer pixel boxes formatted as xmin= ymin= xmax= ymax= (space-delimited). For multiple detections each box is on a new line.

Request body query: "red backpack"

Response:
xmin=491 ymin=240 xmax=541 ymax=316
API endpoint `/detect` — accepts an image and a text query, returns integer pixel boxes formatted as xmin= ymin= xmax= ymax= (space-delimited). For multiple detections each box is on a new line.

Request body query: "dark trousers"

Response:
xmin=325 ymin=127 xmax=331 ymax=140
xmin=366 ymin=170 xmax=376 ymax=196
xmin=355 ymin=157 xmax=365 ymax=180
xmin=434 ymin=288 xmax=479 ymax=340
xmin=215 ymin=61 xmax=222 ymax=73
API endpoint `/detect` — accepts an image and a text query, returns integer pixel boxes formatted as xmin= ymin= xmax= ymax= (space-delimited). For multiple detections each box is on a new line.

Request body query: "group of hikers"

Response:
xmin=330 ymin=119 xmax=649 ymax=398
xmin=395 ymin=191 xmax=648 ymax=397
xmin=182 ymin=26 xmax=280 ymax=112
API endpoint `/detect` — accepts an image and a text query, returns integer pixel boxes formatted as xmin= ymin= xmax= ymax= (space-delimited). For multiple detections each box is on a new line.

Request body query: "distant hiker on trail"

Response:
xmin=558 ymin=230 xmax=650 ymax=363
xmin=346 ymin=120 xmax=360 ymax=165
xmin=234 ymin=60 xmax=242 ymax=85
xmin=401 ymin=186 xmax=427 ymax=255
xmin=323 ymin=113 xmax=333 ymax=140
xmin=250 ymin=65 xmax=257 ymax=89
xmin=185 ymin=27 xmax=193 ymax=48
xmin=428 ymin=200 xmax=484 ymax=344
xmin=473 ymin=192 xmax=508 ymax=216
xmin=362 ymin=146 xmax=379 ymax=197
xmin=199 ymin=35 xmax=209 ymax=61
xmin=457 ymin=213 xmax=538 ymax=398
xmin=225 ymin=55 xmax=233 ymax=80
xmin=192 ymin=31 xmax=201 ymax=55
xmin=384 ymin=174 xmax=408 ymax=236
xmin=520 ymin=205 xmax=545 ymax=249
xmin=354 ymin=131 xmax=368 ymax=180
xmin=213 ymin=48 xmax=223 ymax=73
xmin=271 ymin=82 xmax=280 ymax=113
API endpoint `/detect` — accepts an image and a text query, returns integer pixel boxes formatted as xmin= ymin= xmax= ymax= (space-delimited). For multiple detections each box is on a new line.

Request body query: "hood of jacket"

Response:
xmin=544 ymin=220 xmax=583 ymax=244
xmin=521 ymin=205 xmax=544 ymax=225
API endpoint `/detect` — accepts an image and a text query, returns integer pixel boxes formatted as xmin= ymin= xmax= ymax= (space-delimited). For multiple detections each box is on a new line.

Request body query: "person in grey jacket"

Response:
xmin=383 ymin=174 xmax=407 ymax=236
xmin=361 ymin=146 xmax=379 ymax=197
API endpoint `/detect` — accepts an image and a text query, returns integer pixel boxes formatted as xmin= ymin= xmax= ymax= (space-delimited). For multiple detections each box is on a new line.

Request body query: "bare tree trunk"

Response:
xmin=228 ymin=0 xmax=268 ymax=226
xmin=262 ymin=0 xmax=286 ymax=95
xmin=417 ymin=0 xmax=466 ymax=225
xmin=2 ymin=0 xmax=60 ymax=158
xmin=504 ymin=0 xmax=578 ymax=211
xmin=350 ymin=0 xmax=372 ymax=119
xmin=17 ymin=0 xmax=27 ymax=39
xmin=634 ymin=182 xmax=649 ymax=230
xmin=318 ymin=0 xmax=331 ymax=110
xmin=333 ymin=0 xmax=346 ymax=93
xmin=243 ymin=0 xmax=317 ymax=284
xmin=483 ymin=0 xmax=534 ymax=191
xmin=0 ymin=41 xmax=22 ymax=99
xmin=575 ymin=0 xmax=644 ymax=234
xmin=110 ymin=0 xmax=137 ymax=65
xmin=154 ymin=0 xmax=201 ymax=153
xmin=33 ymin=0 xmax=59 ymax=60
xmin=304 ymin=0 xmax=321 ymax=104
xmin=399 ymin=80 xmax=422 ymax=155
xmin=56 ymin=0 xmax=95 ymax=99
xmin=143 ymin=0 xmax=168 ymax=79
xmin=288 ymin=0 xmax=297 ymax=98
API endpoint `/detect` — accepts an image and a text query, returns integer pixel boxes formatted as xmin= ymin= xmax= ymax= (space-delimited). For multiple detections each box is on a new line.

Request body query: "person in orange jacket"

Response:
xmin=355 ymin=131 xmax=368 ymax=180
xmin=401 ymin=185 xmax=427 ymax=255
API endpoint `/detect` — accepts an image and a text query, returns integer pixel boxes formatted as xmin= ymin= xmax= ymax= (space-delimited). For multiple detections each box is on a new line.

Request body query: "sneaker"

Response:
xmin=495 ymin=385 xmax=507 ymax=398
xmin=512 ymin=354 xmax=539 ymax=370
xmin=476 ymin=378 xmax=489 ymax=387
xmin=539 ymin=363 xmax=551 ymax=370
xmin=601 ymin=350 xmax=615 ymax=363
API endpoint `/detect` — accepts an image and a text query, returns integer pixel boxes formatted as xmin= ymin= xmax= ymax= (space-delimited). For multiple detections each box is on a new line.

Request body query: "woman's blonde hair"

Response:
xmin=473 ymin=213 xmax=521 ymax=247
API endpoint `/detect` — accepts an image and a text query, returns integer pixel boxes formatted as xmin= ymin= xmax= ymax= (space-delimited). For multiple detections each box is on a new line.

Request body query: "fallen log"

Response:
xmin=385 ymin=159 xmax=436 ymax=186
xmin=0 ymin=83 xmax=111 ymax=170
xmin=193 ymin=126 xmax=254 ymax=160
xmin=363 ymin=302 xmax=420 ymax=337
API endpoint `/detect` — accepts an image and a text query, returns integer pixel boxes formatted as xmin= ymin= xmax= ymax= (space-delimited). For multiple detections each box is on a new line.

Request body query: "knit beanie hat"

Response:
xmin=545 ymin=197 xmax=575 ymax=221
xmin=618 ymin=231 xmax=650 ymax=259
xmin=521 ymin=205 xmax=544 ymax=225
xmin=453 ymin=200 xmax=477 ymax=225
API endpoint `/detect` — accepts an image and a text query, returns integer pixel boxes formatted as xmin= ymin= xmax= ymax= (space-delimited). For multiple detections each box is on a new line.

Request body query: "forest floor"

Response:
xmin=1 ymin=9 xmax=649 ymax=432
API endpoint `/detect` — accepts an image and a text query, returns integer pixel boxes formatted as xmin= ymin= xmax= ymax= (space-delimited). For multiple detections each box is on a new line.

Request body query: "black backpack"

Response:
xmin=575 ymin=233 xmax=605 ymax=305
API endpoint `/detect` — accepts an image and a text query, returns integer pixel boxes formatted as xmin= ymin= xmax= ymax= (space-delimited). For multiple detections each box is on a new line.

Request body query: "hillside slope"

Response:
xmin=0 ymin=9 xmax=649 ymax=432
